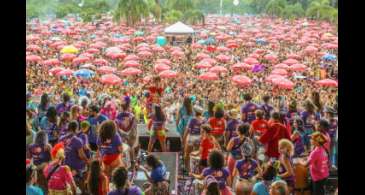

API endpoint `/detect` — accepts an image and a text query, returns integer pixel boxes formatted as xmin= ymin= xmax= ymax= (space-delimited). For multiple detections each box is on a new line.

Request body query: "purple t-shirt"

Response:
xmin=226 ymin=119 xmax=240 ymax=140
xmin=56 ymin=102 xmax=73 ymax=115
xmin=202 ymin=167 xmax=230 ymax=189
xmin=60 ymin=134 xmax=85 ymax=171
xmin=328 ymin=118 xmax=338 ymax=138
xmin=77 ymin=131 xmax=91 ymax=158
xmin=260 ymin=103 xmax=274 ymax=120
xmin=28 ymin=144 xmax=51 ymax=166
xmin=115 ymin=111 xmax=135 ymax=132
xmin=187 ymin=118 xmax=203 ymax=135
xmin=107 ymin=186 xmax=143 ymax=195
xmin=150 ymin=115 xmax=165 ymax=131
xmin=97 ymin=134 xmax=122 ymax=157
xmin=301 ymin=111 xmax=320 ymax=130
xmin=230 ymin=136 xmax=244 ymax=158
xmin=235 ymin=159 xmax=258 ymax=179
xmin=241 ymin=102 xmax=258 ymax=124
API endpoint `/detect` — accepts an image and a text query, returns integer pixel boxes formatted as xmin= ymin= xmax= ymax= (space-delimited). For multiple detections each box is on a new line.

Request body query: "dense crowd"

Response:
xmin=26 ymin=15 xmax=338 ymax=195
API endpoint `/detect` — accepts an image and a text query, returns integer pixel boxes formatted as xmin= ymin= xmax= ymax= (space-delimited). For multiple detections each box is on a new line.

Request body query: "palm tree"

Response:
xmin=113 ymin=0 xmax=149 ymax=26
xmin=306 ymin=0 xmax=336 ymax=21
xmin=265 ymin=0 xmax=287 ymax=17
xmin=183 ymin=9 xmax=205 ymax=25
xmin=167 ymin=0 xmax=194 ymax=13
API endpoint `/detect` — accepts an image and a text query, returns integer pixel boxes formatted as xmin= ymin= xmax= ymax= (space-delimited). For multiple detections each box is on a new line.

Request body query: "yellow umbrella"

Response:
xmin=60 ymin=45 xmax=79 ymax=54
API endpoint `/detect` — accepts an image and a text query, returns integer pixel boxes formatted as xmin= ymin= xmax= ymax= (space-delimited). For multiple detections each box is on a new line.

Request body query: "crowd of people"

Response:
xmin=26 ymin=14 xmax=338 ymax=195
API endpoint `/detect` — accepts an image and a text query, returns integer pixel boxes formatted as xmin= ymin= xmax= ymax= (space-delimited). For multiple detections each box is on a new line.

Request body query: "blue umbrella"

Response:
xmin=256 ymin=38 xmax=267 ymax=45
xmin=322 ymin=54 xmax=336 ymax=61
xmin=73 ymin=69 xmax=95 ymax=79
xmin=206 ymin=37 xmax=215 ymax=44
xmin=197 ymin=39 xmax=206 ymax=45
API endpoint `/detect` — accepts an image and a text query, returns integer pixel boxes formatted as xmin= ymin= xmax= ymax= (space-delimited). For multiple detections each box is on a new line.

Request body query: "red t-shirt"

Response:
xmin=208 ymin=117 xmax=226 ymax=136
xmin=148 ymin=87 xmax=163 ymax=103
xmin=201 ymin=137 xmax=215 ymax=160
xmin=251 ymin=119 xmax=269 ymax=135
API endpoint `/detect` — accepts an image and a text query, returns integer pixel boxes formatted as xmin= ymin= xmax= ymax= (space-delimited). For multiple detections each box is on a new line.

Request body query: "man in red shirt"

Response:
xmin=144 ymin=76 xmax=164 ymax=116
xmin=250 ymin=110 xmax=269 ymax=136
xmin=259 ymin=112 xmax=290 ymax=159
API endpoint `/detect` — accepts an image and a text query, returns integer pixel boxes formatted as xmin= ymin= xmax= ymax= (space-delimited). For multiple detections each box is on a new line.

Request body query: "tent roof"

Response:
xmin=164 ymin=21 xmax=194 ymax=34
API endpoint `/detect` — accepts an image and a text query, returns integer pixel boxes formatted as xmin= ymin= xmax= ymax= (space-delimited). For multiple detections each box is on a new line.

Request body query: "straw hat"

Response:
xmin=227 ymin=109 xmax=238 ymax=118
xmin=311 ymin=131 xmax=327 ymax=145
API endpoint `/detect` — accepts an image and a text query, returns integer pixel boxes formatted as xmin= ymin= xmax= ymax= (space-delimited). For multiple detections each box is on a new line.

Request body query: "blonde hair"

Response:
xmin=279 ymin=139 xmax=294 ymax=156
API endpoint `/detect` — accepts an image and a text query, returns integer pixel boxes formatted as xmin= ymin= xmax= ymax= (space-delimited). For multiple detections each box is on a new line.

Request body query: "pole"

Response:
xmin=220 ymin=0 xmax=223 ymax=15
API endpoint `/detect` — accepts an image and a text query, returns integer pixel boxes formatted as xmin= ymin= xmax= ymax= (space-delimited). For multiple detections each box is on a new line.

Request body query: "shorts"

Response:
xmin=187 ymin=134 xmax=200 ymax=145
xmin=150 ymin=129 xmax=166 ymax=143
xmin=102 ymin=153 xmax=121 ymax=166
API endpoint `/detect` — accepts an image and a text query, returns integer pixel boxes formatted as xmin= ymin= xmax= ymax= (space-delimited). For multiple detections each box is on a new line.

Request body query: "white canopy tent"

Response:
xmin=164 ymin=21 xmax=195 ymax=34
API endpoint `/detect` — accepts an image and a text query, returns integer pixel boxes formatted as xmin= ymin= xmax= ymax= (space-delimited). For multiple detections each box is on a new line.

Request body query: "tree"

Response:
xmin=265 ymin=0 xmax=287 ymax=17
xmin=163 ymin=10 xmax=183 ymax=24
xmin=113 ymin=0 xmax=149 ymax=26
xmin=306 ymin=0 xmax=337 ymax=22
xmin=283 ymin=2 xmax=305 ymax=19
xmin=167 ymin=0 xmax=194 ymax=13
xmin=183 ymin=9 xmax=205 ymax=25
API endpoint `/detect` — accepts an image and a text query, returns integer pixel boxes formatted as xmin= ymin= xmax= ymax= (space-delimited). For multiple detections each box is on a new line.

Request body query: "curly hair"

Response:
xmin=208 ymin=150 xmax=224 ymax=170
xmin=279 ymin=139 xmax=294 ymax=156
xmin=98 ymin=120 xmax=117 ymax=143
xmin=111 ymin=167 xmax=128 ymax=190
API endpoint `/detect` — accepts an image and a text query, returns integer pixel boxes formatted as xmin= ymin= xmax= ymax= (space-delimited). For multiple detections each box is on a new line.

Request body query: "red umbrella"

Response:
xmin=290 ymin=64 xmax=307 ymax=72
xmin=97 ymin=66 xmax=116 ymax=74
xmin=274 ymin=63 xmax=289 ymax=69
xmin=217 ymin=46 xmax=229 ymax=52
xmin=209 ymin=66 xmax=228 ymax=73
xmin=244 ymin=57 xmax=259 ymax=65
xmin=227 ymin=43 xmax=238 ymax=49
xmin=195 ymin=53 xmax=210 ymax=61
xmin=215 ymin=54 xmax=230 ymax=63
xmin=272 ymin=78 xmax=295 ymax=90
xmin=154 ymin=63 xmax=171 ymax=72
xmin=60 ymin=53 xmax=76 ymax=61
xmin=49 ymin=67 xmax=65 ymax=75
xmin=195 ymin=61 xmax=213 ymax=69
xmin=232 ymin=75 xmax=252 ymax=87
xmin=100 ymin=74 xmax=122 ymax=85
xmin=138 ymin=51 xmax=153 ymax=58
xmin=86 ymin=48 xmax=100 ymax=54
xmin=120 ymin=67 xmax=142 ymax=76
xmin=159 ymin=70 xmax=178 ymax=79
xmin=124 ymin=60 xmax=140 ymax=68
xmin=198 ymin=72 xmax=219 ymax=81
xmin=207 ymin=46 xmax=216 ymax=52
xmin=283 ymin=59 xmax=299 ymax=65
xmin=156 ymin=59 xmax=171 ymax=65
xmin=26 ymin=55 xmax=42 ymax=63
xmin=106 ymin=52 xmax=126 ymax=60
xmin=42 ymin=59 xmax=60 ymax=66
xmin=125 ymin=54 xmax=139 ymax=61
xmin=316 ymin=79 xmax=338 ymax=87
xmin=133 ymin=37 xmax=145 ymax=42
xmin=56 ymin=69 xmax=74 ymax=77
xmin=72 ymin=57 xmax=90 ymax=65
xmin=93 ymin=59 xmax=109 ymax=66
xmin=271 ymin=68 xmax=288 ymax=76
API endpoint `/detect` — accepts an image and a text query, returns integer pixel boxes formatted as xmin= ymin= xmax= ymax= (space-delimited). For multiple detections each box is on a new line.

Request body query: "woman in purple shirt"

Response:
xmin=278 ymin=139 xmax=295 ymax=193
xmin=240 ymin=93 xmax=258 ymax=124
xmin=97 ymin=120 xmax=124 ymax=177
xmin=58 ymin=111 xmax=70 ymax=137
xmin=39 ymin=106 xmax=59 ymax=146
xmin=224 ymin=109 xmax=240 ymax=146
xmin=183 ymin=105 xmax=204 ymax=173
xmin=147 ymin=104 xmax=167 ymax=152
xmin=108 ymin=167 xmax=143 ymax=195
xmin=301 ymin=100 xmax=320 ymax=151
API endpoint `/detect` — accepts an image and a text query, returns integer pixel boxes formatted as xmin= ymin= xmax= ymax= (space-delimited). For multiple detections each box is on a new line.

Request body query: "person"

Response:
xmin=115 ymin=95 xmax=138 ymax=164
xmin=299 ymin=132 xmax=329 ymax=195
xmin=269 ymin=180 xmax=289 ymax=195
xmin=37 ymin=93 xmax=51 ymax=126
xmin=39 ymin=106 xmax=59 ymax=146
xmin=259 ymin=112 xmax=291 ymax=159
xmin=86 ymin=159 xmax=109 ymax=195
xmin=97 ymin=120 xmax=124 ymax=177
xmin=208 ymin=106 xmax=226 ymax=146
xmin=78 ymin=121 xmax=92 ymax=159
xmin=176 ymin=96 xmax=194 ymax=137
xmin=251 ymin=163 xmax=277 ymax=195
xmin=27 ymin=121 xmax=36 ymax=149
xmin=201 ymin=175 xmax=221 ymax=195
xmin=250 ymin=110 xmax=269 ymax=137
xmin=26 ymin=164 xmax=44 ymax=195
xmin=56 ymin=93 xmax=73 ymax=115
xmin=260 ymin=95 xmax=274 ymax=120
xmin=145 ymin=76 xmax=164 ymax=116
xmin=240 ymin=94 xmax=258 ymax=124
xmin=193 ymin=150 xmax=232 ymax=195
xmin=147 ymin=104 xmax=167 ymax=152
xmin=58 ymin=111 xmax=71 ymax=137
xmin=323 ymin=107 xmax=337 ymax=166
xmin=88 ymin=104 xmax=109 ymax=151
xmin=224 ymin=109 xmax=240 ymax=146
xmin=277 ymin=139 xmax=295 ymax=193
xmin=183 ymin=105 xmax=204 ymax=173
xmin=43 ymin=143 xmax=77 ymax=195
xmin=232 ymin=135 xmax=261 ymax=194
xmin=300 ymin=100 xmax=320 ymax=151
xmin=139 ymin=154 xmax=169 ymax=195
xmin=315 ymin=119 xmax=331 ymax=152
xmin=192 ymin=124 xmax=221 ymax=170
xmin=226 ymin=123 xmax=253 ymax=176
xmin=203 ymin=101 xmax=215 ymax=121
xmin=108 ymin=166 xmax=143 ymax=195
xmin=290 ymin=117 xmax=305 ymax=157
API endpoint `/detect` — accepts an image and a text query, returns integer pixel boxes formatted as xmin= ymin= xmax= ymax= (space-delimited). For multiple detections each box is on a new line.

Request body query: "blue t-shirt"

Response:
xmin=151 ymin=163 xmax=167 ymax=183
xmin=107 ymin=186 xmax=143 ymax=195
xmin=87 ymin=114 xmax=108 ymax=144
xmin=26 ymin=185 xmax=44 ymax=195
xmin=252 ymin=181 xmax=270 ymax=195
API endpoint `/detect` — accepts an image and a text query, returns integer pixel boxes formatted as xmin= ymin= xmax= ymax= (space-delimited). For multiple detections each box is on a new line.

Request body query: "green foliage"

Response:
xmin=306 ymin=0 xmax=337 ymax=22
xmin=183 ymin=9 xmax=205 ymax=25
xmin=113 ymin=0 xmax=149 ymax=26
xmin=163 ymin=10 xmax=183 ymax=24
xmin=167 ymin=0 xmax=194 ymax=13
xmin=282 ymin=2 xmax=305 ymax=19
xmin=265 ymin=0 xmax=287 ymax=17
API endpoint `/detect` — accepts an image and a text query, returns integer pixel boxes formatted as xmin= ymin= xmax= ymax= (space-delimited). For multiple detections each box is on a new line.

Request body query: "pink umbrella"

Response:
xmin=42 ymin=59 xmax=60 ymax=66
xmin=217 ymin=46 xmax=229 ymax=52
xmin=79 ymin=53 xmax=94 ymax=60
xmin=244 ymin=57 xmax=259 ymax=65
xmin=195 ymin=61 xmax=213 ymax=69
xmin=143 ymin=75 xmax=152 ymax=84
xmin=124 ymin=60 xmax=140 ymax=68
xmin=215 ymin=54 xmax=230 ymax=63
xmin=159 ymin=70 xmax=178 ymax=79
xmin=232 ymin=75 xmax=252 ymax=87
xmin=93 ymin=59 xmax=109 ymax=66
xmin=120 ymin=67 xmax=142 ymax=76
xmin=171 ymin=50 xmax=184 ymax=57
xmin=274 ymin=63 xmax=289 ymax=69
xmin=271 ymin=68 xmax=288 ymax=76
xmin=80 ymin=64 xmax=96 ymax=69
xmin=290 ymin=64 xmax=307 ymax=72
xmin=198 ymin=72 xmax=219 ymax=81
xmin=60 ymin=53 xmax=76 ymax=61
xmin=97 ymin=66 xmax=116 ymax=74
xmin=100 ymin=74 xmax=122 ymax=85
xmin=26 ymin=55 xmax=42 ymax=63
xmin=316 ymin=79 xmax=338 ymax=87
xmin=86 ymin=48 xmax=100 ymax=54
xmin=227 ymin=43 xmax=238 ymax=49
xmin=231 ymin=63 xmax=250 ymax=71
xmin=138 ymin=51 xmax=153 ymax=58
xmin=195 ymin=53 xmax=210 ymax=61
xmin=265 ymin=74 xmax=286 ymax=83
xmin=106 ymin=52 xmax=126 ymax=60
xmin=151 ymin=46 xmax=165 ymax=52
xmin=287 ymin=54 xmax=301 ymax=60
xmin=249 ymin=53 xmax=260 ymax=59
xmin=192 ymin=43 xmax=203 ymax=49
xmin=49 ymin=67 xmax=65 ymax=75
xmin=283 ymin=59 xmax=299 ymax=65
xmin=201 ymin=58 xmax=217 ymax=65
xmin=133 ymin=37 xmax=145 ymax=42
xmin=56 ymin=69 xmax=74 ymax=77
xmin=72 ymin=57 xmax=90 ymax=65
xmin=154 ymin=63 xmax=171 ymax=72
xmin=209 ymin=66 xmax=228 ymax=73
xmin=272 ymin=78 xmax=295 ymax=90
xmin=264 ymin=54 xmax=278 ymax=62
xmin=125 ymin=54 xmax=139 ymax=61
xmin=304 ymin=46 xmax=318 ymax=53
xmin=156 ymin=59 xmax=171 ymax=65
xmin=27 ymin=45 xmax=41 ymax=52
